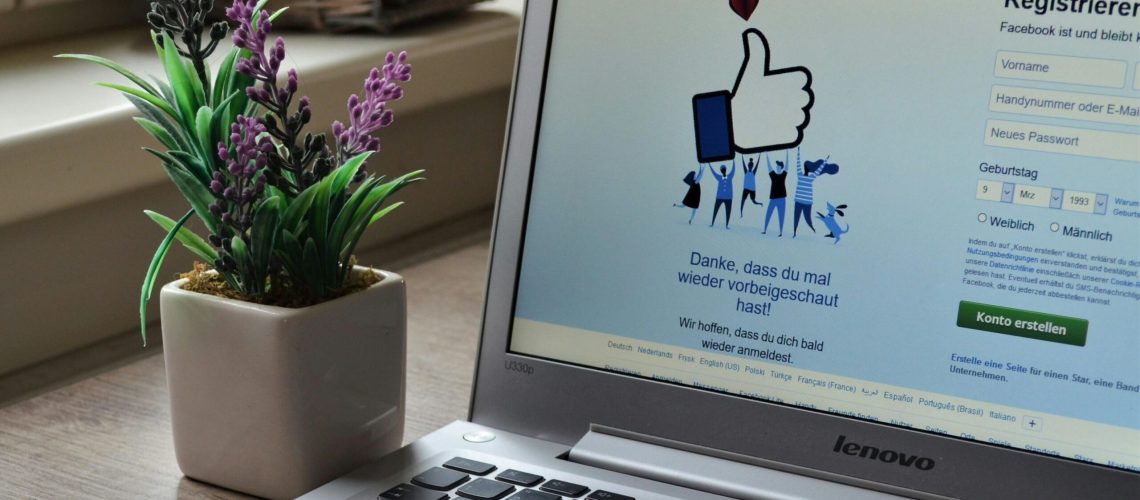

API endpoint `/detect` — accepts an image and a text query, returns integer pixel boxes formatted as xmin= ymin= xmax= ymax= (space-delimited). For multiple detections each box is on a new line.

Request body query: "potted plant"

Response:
xmin=58 ymin=1 xmax=422 ymax=497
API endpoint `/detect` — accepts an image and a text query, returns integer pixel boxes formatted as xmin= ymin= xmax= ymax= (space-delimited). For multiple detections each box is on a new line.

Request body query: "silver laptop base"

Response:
xmin=302 ymin=421 xmax=902 ymax=499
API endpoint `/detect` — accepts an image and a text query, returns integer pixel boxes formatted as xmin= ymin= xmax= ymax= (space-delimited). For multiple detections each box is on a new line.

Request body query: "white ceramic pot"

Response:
xmin=159 ymin=267 xmax=406 ymax=499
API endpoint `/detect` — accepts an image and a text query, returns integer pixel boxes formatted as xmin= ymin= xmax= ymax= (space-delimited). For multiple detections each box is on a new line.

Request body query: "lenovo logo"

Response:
xmin=833 ymin=435 xmax=936 ymax=471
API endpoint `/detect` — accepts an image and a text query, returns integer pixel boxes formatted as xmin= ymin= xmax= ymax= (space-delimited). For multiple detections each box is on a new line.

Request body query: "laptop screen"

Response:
xmin=507 ymin=0 xmax=1139 ymax=472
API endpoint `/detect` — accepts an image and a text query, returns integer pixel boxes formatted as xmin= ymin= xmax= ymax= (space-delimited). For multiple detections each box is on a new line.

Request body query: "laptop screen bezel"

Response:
xmin=469 ymin=1 xmax=1139 ymax=498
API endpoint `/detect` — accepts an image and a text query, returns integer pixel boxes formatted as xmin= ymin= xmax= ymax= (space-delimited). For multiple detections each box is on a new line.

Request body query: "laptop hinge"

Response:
xmin=567 ymin=425 xmax=913 ymax=500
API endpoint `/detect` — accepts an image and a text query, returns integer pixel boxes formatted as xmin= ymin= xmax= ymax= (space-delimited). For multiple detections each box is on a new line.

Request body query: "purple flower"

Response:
xmin=333 ymin=52 xmax=412 ymax=160
xmin=213 ymin=115 xmax=271 ymax=234
xmin=227 ymin=1 xmax=290 ymax=109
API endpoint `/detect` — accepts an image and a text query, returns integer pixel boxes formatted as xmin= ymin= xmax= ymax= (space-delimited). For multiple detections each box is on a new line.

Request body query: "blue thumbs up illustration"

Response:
xmin=693 ymin=29 xmax=814 ymax=162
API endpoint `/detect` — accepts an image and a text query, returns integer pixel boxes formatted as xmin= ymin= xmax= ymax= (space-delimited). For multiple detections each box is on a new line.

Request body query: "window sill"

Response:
xmin=0 ymin=0 xmax=522 ymax=226
xmin=0 ymin=0 xmax=519 ymax=379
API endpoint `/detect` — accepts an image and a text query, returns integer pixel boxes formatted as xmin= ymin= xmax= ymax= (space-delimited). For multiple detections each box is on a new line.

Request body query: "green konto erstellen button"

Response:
xmin=956 ymin=301 xmax=1088 ymax=347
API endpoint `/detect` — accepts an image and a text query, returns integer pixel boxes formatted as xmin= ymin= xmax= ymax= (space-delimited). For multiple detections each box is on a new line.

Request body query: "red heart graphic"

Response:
xmin=729 ymin=0 xmax=759 ymax=21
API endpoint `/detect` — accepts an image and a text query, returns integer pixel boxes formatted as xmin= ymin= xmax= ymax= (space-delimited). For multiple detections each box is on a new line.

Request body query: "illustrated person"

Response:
xmin=763 ymin=151 xmax=789 ymax=236
xmin=792 ymin=148 xmax=839 ymax=237
xmin=740 ymin=155 xmax=763 ymax=219
xmin=709 ymin=158 xmax=736 ymax=228
xmin=674 ymin=166 xmax=705 ymax=224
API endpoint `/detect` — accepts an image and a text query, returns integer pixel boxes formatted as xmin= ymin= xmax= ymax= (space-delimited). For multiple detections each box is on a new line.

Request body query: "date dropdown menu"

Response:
xmin=976 ymin=179 xmax=1107 ymax=215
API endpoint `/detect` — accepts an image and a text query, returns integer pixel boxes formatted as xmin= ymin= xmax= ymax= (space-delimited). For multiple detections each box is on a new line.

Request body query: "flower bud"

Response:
xmin=147 ymin=13 xmax=166 ymax=30
xmin=286 ymin=71 xmax=298 ymax=93
xmin=210 ymin=22 xmax=228 ymax=41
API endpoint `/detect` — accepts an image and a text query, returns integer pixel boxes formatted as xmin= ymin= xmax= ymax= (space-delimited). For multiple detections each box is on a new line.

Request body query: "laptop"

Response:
xmin=303 ymin=1 xmax=1140 ymax=498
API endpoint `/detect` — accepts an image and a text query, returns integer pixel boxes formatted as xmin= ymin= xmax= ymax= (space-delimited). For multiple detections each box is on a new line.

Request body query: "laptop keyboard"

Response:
xmin=379 ymin=457 xmax=636 ymax=500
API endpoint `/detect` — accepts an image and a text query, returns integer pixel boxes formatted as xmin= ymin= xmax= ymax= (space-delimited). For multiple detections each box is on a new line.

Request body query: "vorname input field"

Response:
xmin=994 ymin=51 xmax=1127 ymax=88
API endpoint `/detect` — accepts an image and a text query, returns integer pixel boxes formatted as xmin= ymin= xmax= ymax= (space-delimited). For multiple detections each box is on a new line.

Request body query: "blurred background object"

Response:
xmin=225 ymin=0 xmax=489 ymax=32
xmin=0 ymin=0 xmax=522 ymax=401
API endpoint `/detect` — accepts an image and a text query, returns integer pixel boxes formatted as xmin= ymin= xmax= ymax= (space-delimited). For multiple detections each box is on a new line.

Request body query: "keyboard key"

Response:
xmin=380 ymin=483 xmax=450 ymax=500
xmin=496 ymin=469 xmax=544 ymax=487
xmin=456 ymin=478 xmax=515 ymax=499
xmin=540 ymin=479 xmax=589 ymax=497
xmin=412 ymin=467 xmax=470 ymax=491
xmin=444 ymin=457 xmax=498 ymax=476
xmin=505 ymin=490 xmax=561 ymax=500
xmin=587 ymin=491 xmax=634 ymax=500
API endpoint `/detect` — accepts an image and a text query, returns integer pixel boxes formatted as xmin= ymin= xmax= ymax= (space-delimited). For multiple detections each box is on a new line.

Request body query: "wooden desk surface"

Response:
xmin=0 ymin=240 xmax=489 ymax=499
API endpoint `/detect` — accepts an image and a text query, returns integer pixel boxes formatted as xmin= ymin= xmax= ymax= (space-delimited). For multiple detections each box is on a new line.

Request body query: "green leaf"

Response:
xmin=194 ymin=106 xmax=215 ymax=161
xmin=97 ymin=82 xmax=178 ymax=119
xmin=230 ymin=236 xmax=253 ymax=292
xmin=268 ymin=6 xmax=290 ymax=22
xmin=144 ymin=210 xmax=219 ymax=264
xmin=184 ymin=59 xmax=208 ymax=111
xmin=56 ymin=54 xmax=161 ymax=97
xmin=302 ymin=237 xmax=323 ymax=297
xmin=143 ymin=147 xmax=189 ymax=171
xmin=276 ymin=229 xmax=305 ymax=281
xmin=339 ymin=171 xmax=423 ymax=261
xmin=154 ymin=79 xmax=177 ymax=105
xmin=368 ymin=201 xmax=404 ymax=227
xmin=162 ymin=161 xmax=218 ymax=234
xmin=266 ymin=184 xmax=287 ymax=201
xmin=139 ymin=210 xmax=193 ymax=346
xmin=212 ymin=48 xmax=238 ymax=107
xmin=332 ymin=152 xmax=372 ymax=195
xmin=133 ymin=117 xmax=178 ymax=150
xmin=212 ymin=91 xmax=241 ymax=121
xmin=330 ymin=177 xmax=380 ymax=254
xmin=125 ymin=95 xmax=192 ymax=152
xmin=161 ymin=33 xmax=198 ymax=127
xmin=250 ymin=196 xmax=282 ymax=288
xmin=282 ymin=182 xmax=319 ymax=231
xmin=253 ymin=0 xmax=271 ymax=18
xmin=211 ymin=91 xmax=241 ymax=146
xmin=222 ymin=51 xmax=256 ymax=131
xmin=169 ymin=150 xmax=210 ymax=185
xmin=312 ymin=174 xmax=332 ymax=254
xmin=150 ymin=30 xmax=164 ymax=61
